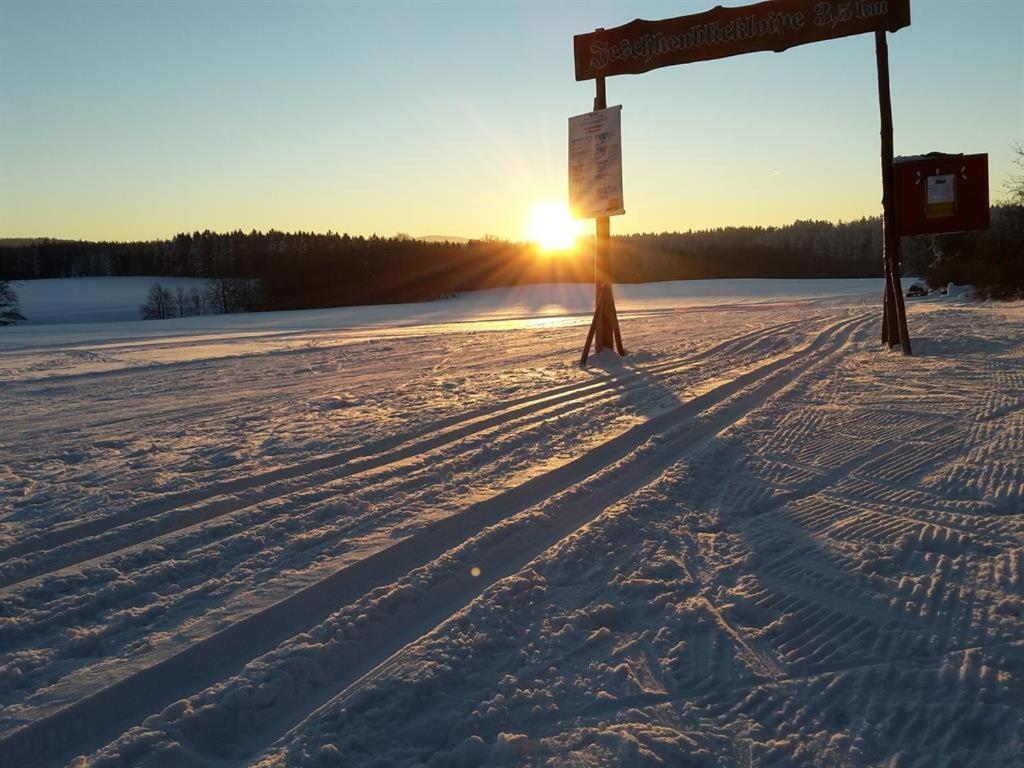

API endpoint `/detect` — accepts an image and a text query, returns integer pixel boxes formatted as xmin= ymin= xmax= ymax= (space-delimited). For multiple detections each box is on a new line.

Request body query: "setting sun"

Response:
xmin=524 ymin=201 xmax=584 ymax=252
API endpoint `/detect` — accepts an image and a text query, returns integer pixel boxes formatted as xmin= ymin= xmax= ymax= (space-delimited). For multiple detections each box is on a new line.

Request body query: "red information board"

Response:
xmin=894 ymin=153 xmax=989 ymax=237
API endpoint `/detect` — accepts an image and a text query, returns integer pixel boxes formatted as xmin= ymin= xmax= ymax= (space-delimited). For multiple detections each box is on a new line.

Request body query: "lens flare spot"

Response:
xmin=524 ymin=201 xmax=583 ymax=252
xmin=470 ymin=566 xmax=481 ymax=578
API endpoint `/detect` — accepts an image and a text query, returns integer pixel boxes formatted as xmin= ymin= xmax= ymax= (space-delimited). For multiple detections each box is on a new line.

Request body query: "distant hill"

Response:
xmin=417 ymin=235 xmax=470 ymax=244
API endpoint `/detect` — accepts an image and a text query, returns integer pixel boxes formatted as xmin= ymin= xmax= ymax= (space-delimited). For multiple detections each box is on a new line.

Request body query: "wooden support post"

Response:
xmin=882 ymin=256 xmax=898 ymax=348
xmin=881 ymin=280 xmax=890 ymax=345
xmin=592 ymin=74 xmax=616 ymax=355
xmin=594 ymin=215 xmax=614 ymax=352
xmin=892 ymin=229 xmax=912 ymax=352
xmin=580 ymin=71 xmax=624 ymax=365
xmin=608 ymin=289 xmax=626 ymax=356
xmin=875 ymin=30 xmax=912 ymax=356
xmin=579 ymin=285 xmax=602 ymax=367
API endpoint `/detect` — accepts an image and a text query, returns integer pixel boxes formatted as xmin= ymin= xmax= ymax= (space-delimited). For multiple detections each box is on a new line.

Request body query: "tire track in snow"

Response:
xmin=0 ymin=316 xmax=813 ymax=589
xmin=709 ymin=333 xmax=1024 ymax=737
xmin=563 ymin=637 xmax=1024 ymax=726
xmin=0 ymin=314 xmax=868 ymax=768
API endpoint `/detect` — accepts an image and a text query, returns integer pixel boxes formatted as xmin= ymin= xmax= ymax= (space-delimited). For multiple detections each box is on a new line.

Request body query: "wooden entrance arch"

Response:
xmin=575 ymin=0 xmax=913 ymax=366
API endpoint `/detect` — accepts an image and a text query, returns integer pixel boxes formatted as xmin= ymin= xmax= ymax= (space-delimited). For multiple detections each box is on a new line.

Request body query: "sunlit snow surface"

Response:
xmin=1 ymin=279 xmax=1022 ymax=768
xmin=7 ymin=278 xmax=899 ymax=380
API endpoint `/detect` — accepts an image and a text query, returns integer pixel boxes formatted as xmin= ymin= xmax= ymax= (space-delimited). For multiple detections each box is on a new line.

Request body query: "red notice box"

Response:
xmin=894 ymin=153 xmax=989 ymax=237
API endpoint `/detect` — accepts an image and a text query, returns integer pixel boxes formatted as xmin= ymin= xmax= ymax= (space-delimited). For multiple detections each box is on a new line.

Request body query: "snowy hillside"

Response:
xmin=0 ymin=280 xmax=1021 ymax=768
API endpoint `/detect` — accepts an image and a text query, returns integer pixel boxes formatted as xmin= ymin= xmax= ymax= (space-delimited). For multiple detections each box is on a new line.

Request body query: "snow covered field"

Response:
xmin=4 ymin=277 xmax=906 ymax=381
xmin=12 ymin=277 xmax=209 ymax=325
xmin=1 ymin=280 xmax=1021 ymax=767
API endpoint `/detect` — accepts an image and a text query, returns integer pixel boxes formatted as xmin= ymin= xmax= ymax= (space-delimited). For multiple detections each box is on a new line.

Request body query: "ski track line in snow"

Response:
xmin=225 ymin=314 xmax=873 ymax=764
xmin=0 ymin=303 xmax=667 ymax=387
xmin=4 ymin=319 xmax=592 ymax=431
xmin=4 ymin=330 xmax=561 ymax=445
xmin=222 ymin=313 xmax=873 ymax=764
xmin=0 ymin=314 xmax=869 ymax=768
xmin=0 ymin=316 xmax=814 ymax=588
xmin=0 ymin=319 xmax=540 ymax=383
xmin=0 ymin=317 xmax=845 ymax=713
xmin=242 ymin=314 xmax=871 ymax=767
xmin=0 ymin=302 xmax=610 ymax=360
xmin=6 ymin=313 xmax=810 ymax=467
xmin=4 ymin=312 xmax=628 ymax=449
xmin=1 ymin=314 xmax=796 ymax=489
xmin=0 ymin=299 xmax=805 ymax=363
xmin=4 ymin=350 xmax=438 ymax=445
xmin=0 ymin=318 xmax=815 ymax=684
xmin=0 ymin=315 xmax=823 ymax=684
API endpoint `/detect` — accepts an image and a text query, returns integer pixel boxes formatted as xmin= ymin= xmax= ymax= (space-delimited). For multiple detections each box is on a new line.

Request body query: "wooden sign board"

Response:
xmin=569 ymin=106 xmax=625 ymax=219
xmin=574 ymin=0 xmax=911 ymax=80
xmin=894 ymin=153 xmax=990 ymax=236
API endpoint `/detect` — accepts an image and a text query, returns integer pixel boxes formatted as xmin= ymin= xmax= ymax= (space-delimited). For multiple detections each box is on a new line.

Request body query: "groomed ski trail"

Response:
xmin=0 ymin=313 xmax=871 ymax=768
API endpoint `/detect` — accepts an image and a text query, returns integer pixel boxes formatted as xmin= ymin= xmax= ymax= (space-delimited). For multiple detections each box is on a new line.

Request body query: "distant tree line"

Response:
xmin=0 ymin=221 xmax=893 ymax=312
xmin=2 ymin=203 xmax=1020 ymax=321
xmin=139 ymin=279 xmax=262 ymax=320
xmin=0 ymin=231 xmax=558 ymax=312
xmin=614 ymin=218 xmax=889 ymax=281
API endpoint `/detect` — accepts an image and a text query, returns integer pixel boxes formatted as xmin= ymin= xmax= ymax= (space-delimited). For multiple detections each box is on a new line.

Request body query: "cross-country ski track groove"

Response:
xmin=0 ymin=313 xmax=873 ymax=767
xmin=245 ymin=313 xmax=874 ymax=766
xmin=4 ymin=328 xmax=571 ymax=442
xmin=0 ymin=315 xmax=813 ymax=588
xmin=4 ymin=305 xmax=787 ymax=443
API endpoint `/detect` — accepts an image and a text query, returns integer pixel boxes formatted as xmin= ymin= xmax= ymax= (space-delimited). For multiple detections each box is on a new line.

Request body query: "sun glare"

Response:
xmin=525 ymin=201 xmax=584 ymax=252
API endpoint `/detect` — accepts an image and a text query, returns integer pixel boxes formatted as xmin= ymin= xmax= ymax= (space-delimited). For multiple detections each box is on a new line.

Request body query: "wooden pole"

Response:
xmin=892 ymin=226 xmax=912 ymax=352
xmin=875 ymin=30 xmax=912 ymax=356
xmin=594 ymin=217 xmax=613 ymax=351
xmin=593 ymin=74 xmax=615 ymax=354
xmin=579 ymin=285 xmax=602 ymax=367
xmin=882 ymin=256 xmax=898 ymax=348
xmin=880 ymin=281 xmax=890 ymax=345
xmin=578 ymin=32 xmax=624 ymax=366
xmin=608 ymin=288 xmax=626 ymax=355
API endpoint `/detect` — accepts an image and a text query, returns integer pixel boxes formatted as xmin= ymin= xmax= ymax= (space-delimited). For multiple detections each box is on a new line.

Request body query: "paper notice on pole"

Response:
xmin=926 ymin=173 xmax=956 ymax=218
xmin=927 ymin=174 xmax=955 ymax=204
xmin=568 ymin=106 xmax=624 ymax=219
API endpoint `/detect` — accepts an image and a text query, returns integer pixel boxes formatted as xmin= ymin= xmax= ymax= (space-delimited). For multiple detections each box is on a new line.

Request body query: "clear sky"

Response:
xmin=1 ymin=0 xmax=1021 ymax=242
